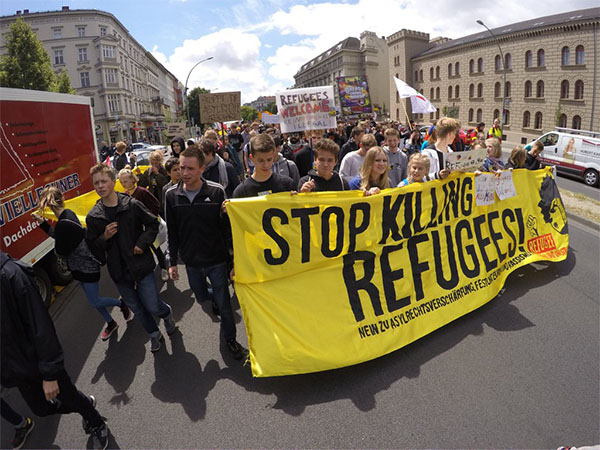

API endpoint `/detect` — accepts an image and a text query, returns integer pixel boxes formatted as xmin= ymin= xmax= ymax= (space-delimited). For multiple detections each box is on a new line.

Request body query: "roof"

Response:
xmin=415 ymin=7 xmax=600 ymax=59
xmin=296 ymin=37 xmax=360 ymax=75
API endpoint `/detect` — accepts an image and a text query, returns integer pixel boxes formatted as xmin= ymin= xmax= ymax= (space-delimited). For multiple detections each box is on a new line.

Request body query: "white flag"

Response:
xmin=393 ymin=77 xmax=437 ymax=114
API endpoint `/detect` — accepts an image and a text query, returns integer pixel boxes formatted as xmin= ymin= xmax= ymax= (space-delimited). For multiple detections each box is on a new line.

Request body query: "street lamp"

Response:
xmin=184 ymin=56 xmax=214 ymax=136
xmin=477 ymin=19 xmax=506 ymax=137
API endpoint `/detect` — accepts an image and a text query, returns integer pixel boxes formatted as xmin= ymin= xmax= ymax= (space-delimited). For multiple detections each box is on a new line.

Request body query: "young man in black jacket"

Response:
xmin=165 ymin=146 xmax=245 ymax=360
xmin=0 ymin=251 xmax=109 ymax=449
xmin=86 ymin=164 xmax=175 ymax=353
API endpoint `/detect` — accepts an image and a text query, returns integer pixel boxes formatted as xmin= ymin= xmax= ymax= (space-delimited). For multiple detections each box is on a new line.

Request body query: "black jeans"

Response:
xmin=1 ymin=399 xmax=23 ymax=426
xmin=17 ymin=370 xmax=103 ymax=428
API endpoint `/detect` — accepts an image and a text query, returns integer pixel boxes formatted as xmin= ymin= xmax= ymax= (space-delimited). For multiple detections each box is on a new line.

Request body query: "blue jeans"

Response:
xmin=79 ymin=281 xmax=121 ymax=323
xmin=186 ymin=263 xmax=236 ymax=341
xmin=115 ymin=272 xmax=171 ymax=336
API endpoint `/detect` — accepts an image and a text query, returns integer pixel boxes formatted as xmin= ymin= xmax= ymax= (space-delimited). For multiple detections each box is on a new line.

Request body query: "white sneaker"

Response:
xmin=161 ymin=269 xmax=169 ymax=281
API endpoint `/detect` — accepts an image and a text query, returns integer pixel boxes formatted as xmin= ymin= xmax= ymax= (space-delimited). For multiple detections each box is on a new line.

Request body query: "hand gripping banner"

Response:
xmin=226 ymin=169 xmax=569 ymax=377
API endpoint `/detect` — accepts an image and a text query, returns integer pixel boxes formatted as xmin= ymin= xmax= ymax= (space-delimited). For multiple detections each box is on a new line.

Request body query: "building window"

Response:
xmin=105 ymin=68 xmax=117 ymax=84
xmin=505 ymin=53 xmax=511 ymax=69
xmin=504 ymin=110 xmax=510 ymax=125
xmin=396 ymin=108 xmax=399 ymax=120
xmin=430 ymin=88 xmax=434 ymax=99
xmin=435 ymin=66 xmax=440 ymax=79
xmin=53 ymin=49 xmax=64 ymax=65
xmin=430 ymin=67 xmax=434 ymax=80
xmin=469 ymin=59 xmax=474 ymax=73
xmin=561 ymin=46 xmax=570 ymax=65
xmin=80 ymin=71 xmax=90 ymax=87
xmin=396 ymin=91 xmax=399 ymax=102
xmin=523 ymin=111 xmax=531 ymax=127
xmin=575 ymin=45 xmax=584 ymax=64
xmin=430 ymin=111 xmax=435 ymax=120
xmin=448 ymin=86 xmax=452 ymax=99
xmin=103 ymin=45 xmax=115 ymax=59
xmin=558 ymin=114 xmax=567 ymax=128
xmin=448 ymin=63 xmax=452 ymax=77
xmin=100 ymin=26 xmax=107 ymax=36
xmin=476 ymin=108 xmax=482 ymax=123
xmin=536 ymin=80 xmax=544 ymax=98
xmin=477 ymin=57 xmax=483 ymax=72
xmin=78 ymin=47 xmax=87 ymax=62
xmin=494 ymin=82 xmax=501 ymax=97
xmin=477 ymin=83 xmax=483 ymax=97
xmin=414 ymin=70 xmax=418 ymax=82
xmin=525 ymin=50 xmax=532 ymax=68
xmin=495 ymin=54 xmax=502 ymax=71
xmin=53 ymin=28 xmax=62 ymax=38
xmin=455 ymin=62 xmax=460 ymax=75
xmin=108 ymin=94 xmax=120 ymax=113
xmin=537 ymin=49 xmax=545 ymax=67
xmin=572 ymin=115 xmax=582 ymax=129
xmin=436 ymin=108 xmax=440 ymax=120
xmin=524 ymin=80 xmax=532 ymax=97
xmin=419 ymin=69 xmax=423 ymax=81
xmin=77 ymin=27 xmax=86 ymax=37
xmin=505 ymin=81 xmax=511 ymax=97
xmin=469 ymin=83 xmax=474 ymax=98
xmin=493 ymin=109 xmax=500 ymax=120
xmin=560 ymin=80 xmax=569 ymax=99
xmin=574 ymin=80 xmax=584 ymax=99
xmin=468 ymin=108 xmax=474 ymax=122
xmin=436 ymin=87 xmax=440 ymax=99
xmin=534 ymin=112 xmax=543 ymax=129
xmin=455 ymin=85 xmax=460 ymax=98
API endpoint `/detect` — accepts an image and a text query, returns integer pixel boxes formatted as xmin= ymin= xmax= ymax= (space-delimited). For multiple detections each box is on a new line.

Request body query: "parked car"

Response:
xmin=132 ymin=142 xmax=151 ymax=151
xmin=146 ymin=145 xmax=170 ymax=158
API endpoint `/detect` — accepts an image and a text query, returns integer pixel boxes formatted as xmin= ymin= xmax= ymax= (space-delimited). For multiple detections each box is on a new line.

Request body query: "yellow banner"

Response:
xmin=227 ymin=169 xmax=569 ymax=377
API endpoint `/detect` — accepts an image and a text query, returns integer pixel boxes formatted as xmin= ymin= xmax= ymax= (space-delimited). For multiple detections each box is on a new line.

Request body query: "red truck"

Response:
xmin=0 ymin=87 xmax=98 ymax=304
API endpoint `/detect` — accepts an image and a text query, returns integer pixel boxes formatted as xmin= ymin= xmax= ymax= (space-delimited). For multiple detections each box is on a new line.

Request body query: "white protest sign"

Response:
xmin=495 ymin=170 xmax=517 ymax=200
xmin=166 ymin=122 xmax=186 ymax=137
xmin=475 ymin=173 xmax=496 ymax=206
xmin=444 ymin=148 xmax=487 ymax=172
xmin=262 ymin=114 xmax=280 ymax=124
xmin=276 ymin=86 xmax=336 ymax=133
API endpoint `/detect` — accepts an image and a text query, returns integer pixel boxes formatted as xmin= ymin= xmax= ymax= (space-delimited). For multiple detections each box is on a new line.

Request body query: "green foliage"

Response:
xmin=241 ymin=105 xmax=258 ymax=122
xmin=554 ymin=100 xmax=564 ymax=127
xmin=266 ymin=101 xmax=278 ymax=114
xmin=0 ymin=18 xmax=55 ymax=91
xmin=54 ymin=69 xmax=75 ymax=94
xmin=186 ymin=86 xmax=211 ymax=126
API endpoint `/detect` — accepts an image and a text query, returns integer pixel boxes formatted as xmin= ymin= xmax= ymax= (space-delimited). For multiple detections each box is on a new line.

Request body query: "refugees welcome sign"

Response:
xmin=227 ymin=169 xmax=569 ymax=377
xmin=276 ymin=86 xmax=336 ymax=133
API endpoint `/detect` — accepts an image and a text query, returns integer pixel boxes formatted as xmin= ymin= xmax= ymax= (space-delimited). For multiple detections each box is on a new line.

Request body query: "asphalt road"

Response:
xmin=2 ymin=222 xmax=599 ymax=449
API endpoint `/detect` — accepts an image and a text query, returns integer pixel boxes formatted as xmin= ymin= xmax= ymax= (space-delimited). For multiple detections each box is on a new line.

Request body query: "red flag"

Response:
xmin=104 ymin=155 xmax=111 ymax=166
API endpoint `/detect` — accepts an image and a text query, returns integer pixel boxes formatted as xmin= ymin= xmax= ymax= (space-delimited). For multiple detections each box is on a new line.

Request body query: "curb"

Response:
xmin=566 ymin=211 xmax=600 ymax=232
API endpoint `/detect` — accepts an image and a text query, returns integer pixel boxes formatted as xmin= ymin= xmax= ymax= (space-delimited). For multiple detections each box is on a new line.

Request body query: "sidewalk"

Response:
xmin=561 ymin=189 xmax=600 ymax=231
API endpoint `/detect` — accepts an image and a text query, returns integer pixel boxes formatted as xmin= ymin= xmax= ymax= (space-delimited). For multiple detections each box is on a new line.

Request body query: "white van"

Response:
xmin=530 ymin=127 xmax=600 ymax=187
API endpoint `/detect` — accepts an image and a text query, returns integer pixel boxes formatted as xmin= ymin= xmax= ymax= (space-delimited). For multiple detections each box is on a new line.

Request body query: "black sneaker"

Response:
xmin=226 ymin=339 xmax=245 ymax=360
xmin=120 ymin=299 xmax=134 ymax=322
xmin=10 ymin=417 xmax=34 ymax=449
xmin=150 ymin=333 xmax=164 ymax=352
xmin=82 ymin=395 xmax=97 ymax=434
xmin=90 ymin=420 xmax=109 ymax=450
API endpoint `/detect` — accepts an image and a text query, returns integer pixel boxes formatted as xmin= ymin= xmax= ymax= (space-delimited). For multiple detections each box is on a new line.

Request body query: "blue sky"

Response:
xmin=1 ymin=0 xmax=597 ymax=103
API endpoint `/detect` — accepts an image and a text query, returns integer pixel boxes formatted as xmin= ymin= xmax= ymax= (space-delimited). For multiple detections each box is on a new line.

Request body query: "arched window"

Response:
xmin=430 ymin=87 xmax=434 ymax=99
xmin=558 ymin=114 xmax=567 ymax=128
xmin=560 ymin=80 xmax=569 ymax=99
xmin=436 ymin=108 xmax=440 ymax=120
xmin=537 ymin=49 xmax=545 ymax=67
xmin=414 ymin=71 xmax=418 ymax=82
xmin=576 ymin=45 xmax=584 ymax=64
xmin=419 ymin=69 xmax=423 ymax=81
xmin=477 ymin=57 xmax=483 ymax=72
xmin=430 ymin=67 xmax=434 ymax=80
xmin=477 ymin=83 xmax=483 ymax=97
xmin=574 ymin=80 xmax=584 ymax=99
xmin=436 ymin=87 xmax=440 ymax=99
xmin=505 ymin=81 xmax=511 ymax=97
xmin=420 ymin=88 xmax=424 ymax=95
xmin=469 ymin=59 xmax=474 ymax=73
xmin=455 ymin=85 xmax=460 ymax=98
xmin=430 ymin=111 xmax=435 ymax=120
xmin=525 ymin=80 xmax=532 ymax=97
xmin=494 ymin=82 xmax=501 ymax=97
xmin=534 ymin=112 xmax=543 ymax=129
xmin=561 ymin=46 xmax=570 ymax=65
xmin=435 ymin=66 xmax=440 ymax=79
xmin=504 ymin=110 xmax=510 ymax=125
xmin=523 ymin=111 xmax=531 ymax=128
xmin=495 ymin=54 xmax=502 ymax=71
xmin=396 ymin=108 xmax=400 ymax=120
xmin=396 ymin=91 xmax=399 ymax=102
xmin=455 ymin=62 xmax=460 ymax=75
xmin=448 ymin=85 xmax=453 ymax=99
xmin=493 ymin=109 xmax=500 ymax=120
xmin=572 ymin=115 xmax=582 ymax=129
xmin=536 ymin=80 xmax=544 ymax=98
xmin=525 ymin=50 xmax=532 ymax=68
xmin=476 ymin=108 xmax=483 ymax=122
xmin=505 ymin=53 xmax=512 ymax=69
xmin=448 ymin=63 xmax=452 ymax=77
xmin=468 ymin=108 xmax=474 ymax=122
xmin=469 ymin=83 xmax=474 ymax=97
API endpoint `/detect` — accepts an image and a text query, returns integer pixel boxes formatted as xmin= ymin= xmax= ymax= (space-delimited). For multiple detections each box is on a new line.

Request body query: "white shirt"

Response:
xmin=339 ymin=151 xmax=365 ymax=179
xmin=422 ymin=146 xmax=453 ymax=179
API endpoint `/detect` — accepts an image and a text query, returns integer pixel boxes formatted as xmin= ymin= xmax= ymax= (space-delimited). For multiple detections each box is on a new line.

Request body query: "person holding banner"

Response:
xmin=298 ymin=138 xmax=349 ymax=192
xmin=421 ymin=117 xmax=459 ymax=180
xmin=480 ymin=138 xmax=506 ymax=172
xmin=398 ymin=153 xmax=432 ymax=187
xmin=348 ymin=146 xmax=390 ymax=195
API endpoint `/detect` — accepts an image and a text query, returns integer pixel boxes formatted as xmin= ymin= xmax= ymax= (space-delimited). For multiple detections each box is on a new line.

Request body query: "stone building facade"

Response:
xmin=387 ymin=8 xmax=599 ymax=145
xmin=294 ymin=31 xmax=390 ymax=118
xmin=0 ymin=7 xmax=184 ymax=145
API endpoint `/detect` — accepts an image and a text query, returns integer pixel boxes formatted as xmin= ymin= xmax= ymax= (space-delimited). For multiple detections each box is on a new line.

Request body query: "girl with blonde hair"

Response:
xmin=349 ymin=146 xmax=390 ymax=195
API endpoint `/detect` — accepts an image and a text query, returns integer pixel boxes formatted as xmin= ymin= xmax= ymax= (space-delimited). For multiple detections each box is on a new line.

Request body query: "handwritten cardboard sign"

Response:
xmin=199 ymin=91 xmax=241 ymax=123
xmin=444 ymin=148 xmax=487 ymax=172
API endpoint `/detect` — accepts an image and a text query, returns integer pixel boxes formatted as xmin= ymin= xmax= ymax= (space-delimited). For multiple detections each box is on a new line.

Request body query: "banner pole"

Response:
xmin=401 ymin=97 xmax=413 ymax=131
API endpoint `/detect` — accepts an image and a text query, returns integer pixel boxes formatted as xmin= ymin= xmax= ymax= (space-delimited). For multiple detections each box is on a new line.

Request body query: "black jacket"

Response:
xmin=165 ymin=179 xmax=231 ymax=268
xmin=1 ymin=252 xmax=65 ymax=386
xmin=86 ymin=193 xmax=158 ymax=283
xmin=294 ymin=144 xmax=314 ymax=178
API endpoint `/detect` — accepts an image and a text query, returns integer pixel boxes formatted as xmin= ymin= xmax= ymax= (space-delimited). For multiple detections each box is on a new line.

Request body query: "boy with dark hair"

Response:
xmin=161 ymin=157 xmax=181 ymax=207
xmin=383 ymin=128 xmax=408 ymax=187
xmin=338 ymin=126 xmax=365 ymax=166
xmin=198 ymin=138 xmax=239 ymax=198
xmin=298 ymin=139 xmax=348 ymax=192
xmin=232 ymin=134 xmax=296 ymax=198
xmin=525 ymin=141 xmax=544 ymax=170
xmin=272 ymin=136 xmax=300 ymax=185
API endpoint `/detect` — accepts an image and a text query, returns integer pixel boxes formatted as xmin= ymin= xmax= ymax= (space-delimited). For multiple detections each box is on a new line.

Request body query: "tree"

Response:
xmin=0 ymin=18 xmax=55 ymax=91
xmin=266 ymin=101 xmax=278 ymax=114
xmin=54 ymin=69 xmax=75 ymax=94
xmin=186 ymin=86 xmax=211 ymax=126
xmin=241 ymin=105 xmax=258 ymax=122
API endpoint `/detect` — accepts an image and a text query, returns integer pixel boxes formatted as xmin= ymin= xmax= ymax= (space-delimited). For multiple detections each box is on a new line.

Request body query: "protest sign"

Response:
xmin=444 ymin=148 xmax=487 ymax=172
xmin=262 ymin=114 xmax=280 ymax=124
xmin=166 ymin=122 xmax=186 ymax=137
xmin=276 ymin=86 xmax=336 ymax=133
xmin=199 ymin=91 xmax=241 ymax=123
xmin=496 ymin=171 xmax=517 ymax=200
xmin=227 ymin=168 xmax=569 ymax=377
xmin=337 ymin=76 xmax=372 ymax=118
xmin=475 ymin=173 xmax=496 ymax=206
